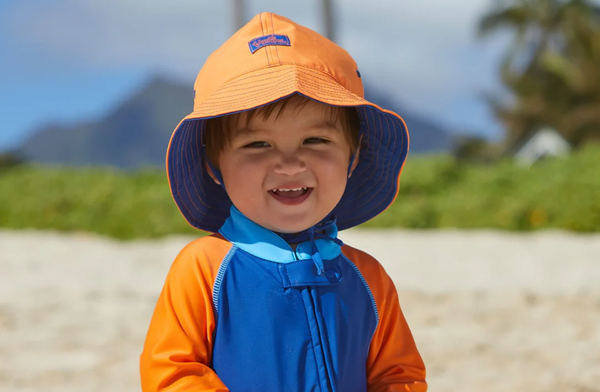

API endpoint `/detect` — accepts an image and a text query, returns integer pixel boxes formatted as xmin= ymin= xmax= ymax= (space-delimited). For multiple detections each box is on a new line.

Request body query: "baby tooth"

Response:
xmin=274 ymin=188 xmax=306 ymax=192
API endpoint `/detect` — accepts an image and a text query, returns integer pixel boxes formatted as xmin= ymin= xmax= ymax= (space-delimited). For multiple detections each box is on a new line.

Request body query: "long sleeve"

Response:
xmin=140 ymin=235 xmax=233 ymax=392
xmin=343 ymin=246 xmax=427 ymax=392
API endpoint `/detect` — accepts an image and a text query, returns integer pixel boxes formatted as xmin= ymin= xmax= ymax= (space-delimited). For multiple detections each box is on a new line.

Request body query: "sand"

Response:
xmin=1 ymin=228 xmax=599 ymax=392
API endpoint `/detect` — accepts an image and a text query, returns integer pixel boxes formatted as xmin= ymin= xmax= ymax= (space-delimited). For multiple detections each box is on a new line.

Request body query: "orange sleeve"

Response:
xmin=343 ymin=245 xmax=427 ymax=392
xmin=140 ymin=235 xmax=233 ymax=392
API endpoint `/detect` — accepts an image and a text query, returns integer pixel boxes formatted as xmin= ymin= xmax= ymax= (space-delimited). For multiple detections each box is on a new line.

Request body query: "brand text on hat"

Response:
xmin=248 ymin=34 xmax=291 ymax=53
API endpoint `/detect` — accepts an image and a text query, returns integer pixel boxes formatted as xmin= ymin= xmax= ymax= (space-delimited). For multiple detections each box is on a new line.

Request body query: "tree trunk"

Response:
xmin=232 ymin=0 xmax=245 ymax=31
xmin=322 ymin=0 xmax=336 ymax=42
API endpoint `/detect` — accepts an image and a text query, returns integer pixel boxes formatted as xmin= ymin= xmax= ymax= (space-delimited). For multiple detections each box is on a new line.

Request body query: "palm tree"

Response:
xmin=480 ymin=0 xmax=571 ymax=72
xmin=478 ymin=0 xmax=600 ymax=149
xmin=540 ymin=7 xmax=600 ymax=145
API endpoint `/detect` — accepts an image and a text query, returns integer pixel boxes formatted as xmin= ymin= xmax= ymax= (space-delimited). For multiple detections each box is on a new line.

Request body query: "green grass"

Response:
xmin=0 ymin=167 xmax=199 ymax=239
xmin=365 ymin=144 xmax=600 ymax=232
xmin=1 ymin=144 xmax=599 ymax=239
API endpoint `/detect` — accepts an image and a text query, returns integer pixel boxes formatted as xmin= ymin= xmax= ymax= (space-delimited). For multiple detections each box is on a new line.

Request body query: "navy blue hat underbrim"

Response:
xmin=167 ymin=102 xmax=409 ymax=233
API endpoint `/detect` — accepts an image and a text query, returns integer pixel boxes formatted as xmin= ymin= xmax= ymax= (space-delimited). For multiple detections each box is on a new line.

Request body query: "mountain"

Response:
xmin=20 ymin=77 xmax=192 ymax=169
xmin=19 ymin=77 xmax=452 ymax=168
xmin=364 ymin=89 xmax=453 ymax=154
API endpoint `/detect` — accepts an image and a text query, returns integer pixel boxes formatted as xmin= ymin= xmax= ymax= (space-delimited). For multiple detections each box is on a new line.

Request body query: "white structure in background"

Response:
xmin=514 ymin=127 xmax=571 ymax=167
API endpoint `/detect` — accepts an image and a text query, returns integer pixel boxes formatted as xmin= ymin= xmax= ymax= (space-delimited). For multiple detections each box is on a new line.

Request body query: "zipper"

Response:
xmin=303 ymin=286 xmax=335 ymax=392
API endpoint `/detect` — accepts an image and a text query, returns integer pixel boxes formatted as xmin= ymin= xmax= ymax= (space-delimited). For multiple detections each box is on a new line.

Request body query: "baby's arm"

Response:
xmin=366 ymin=268 xmax=427 ymax=392
xmin=345 ymin=247 xmax=427 ymax=392
xmin=140 ymin=237 xmax=230 ymax=392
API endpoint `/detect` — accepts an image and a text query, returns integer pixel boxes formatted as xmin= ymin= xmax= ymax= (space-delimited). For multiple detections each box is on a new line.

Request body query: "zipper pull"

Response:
xmin=311 ymin=251 xmax=325 ymax=276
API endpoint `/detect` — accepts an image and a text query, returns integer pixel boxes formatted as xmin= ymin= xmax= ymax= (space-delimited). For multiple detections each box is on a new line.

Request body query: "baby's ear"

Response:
xmin=205 ymin=162 xmax=222 ymax=185
xmin=348 ymin=147 xmax=360 ymax=178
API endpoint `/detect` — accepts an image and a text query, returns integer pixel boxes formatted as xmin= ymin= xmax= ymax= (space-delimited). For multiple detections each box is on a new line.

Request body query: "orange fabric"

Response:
xmin=168 ymin=12 xmax=404 ymax=124
xmin=140 ymin=234 xmax=232 ymax=391
xmin=342 ymin=245 xmax=428 ymax=392
xmin=188 ymin=13 xmax=366 ymax=119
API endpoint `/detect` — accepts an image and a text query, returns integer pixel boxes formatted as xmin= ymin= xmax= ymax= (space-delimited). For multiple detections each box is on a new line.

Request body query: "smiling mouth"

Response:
xmin=270 ymin=187 xmax=309 ymax=198
xmin=269 ymin=187 xmax=313 ymax=205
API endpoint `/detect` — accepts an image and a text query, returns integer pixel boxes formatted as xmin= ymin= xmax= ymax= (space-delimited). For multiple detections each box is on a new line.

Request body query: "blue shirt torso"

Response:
xmin=212 ymin=207 xmax=379 ymax=392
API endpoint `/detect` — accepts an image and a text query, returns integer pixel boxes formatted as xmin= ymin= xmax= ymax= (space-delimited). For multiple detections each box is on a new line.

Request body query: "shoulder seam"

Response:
xmin=340 ymin=253 xmax=380 ymax=356
xmin=212 ymin=245 xmax=238 ymax=326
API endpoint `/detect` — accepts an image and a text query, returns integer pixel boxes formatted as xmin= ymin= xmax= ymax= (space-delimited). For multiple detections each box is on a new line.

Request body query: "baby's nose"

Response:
xmin=273 ymin=153 xmax=306 ymax=175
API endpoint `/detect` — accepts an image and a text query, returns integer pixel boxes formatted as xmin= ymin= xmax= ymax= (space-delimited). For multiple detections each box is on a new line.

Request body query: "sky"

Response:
xmin=0 ymin=0 xmax=514 ymax=151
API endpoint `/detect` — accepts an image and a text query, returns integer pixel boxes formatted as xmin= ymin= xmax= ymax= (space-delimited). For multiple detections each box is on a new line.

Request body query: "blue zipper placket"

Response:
xmin=306 ymin=286 xmax=337 ymax=392
xmin=219 ymin=206 xmax=343 ymax=391
xmin=286 ymin=247 xmax=335 ymax=392
xmin=282 ymin=220 xmax=344 ymax=392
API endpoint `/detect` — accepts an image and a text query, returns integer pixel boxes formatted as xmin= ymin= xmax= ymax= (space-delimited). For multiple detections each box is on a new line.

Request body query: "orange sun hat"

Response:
xmin=167 ymin=12 xmax=410 ymax=233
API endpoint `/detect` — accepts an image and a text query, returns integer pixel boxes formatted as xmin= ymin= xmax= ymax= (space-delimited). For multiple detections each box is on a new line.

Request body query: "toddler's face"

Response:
xmin=216 ymin=100 xmax=357 ymax=234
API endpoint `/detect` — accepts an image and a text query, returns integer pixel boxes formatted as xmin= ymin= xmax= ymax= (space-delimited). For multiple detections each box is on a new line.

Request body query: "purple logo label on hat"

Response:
xmin=248 ymin=34 xmax=291 ymax=53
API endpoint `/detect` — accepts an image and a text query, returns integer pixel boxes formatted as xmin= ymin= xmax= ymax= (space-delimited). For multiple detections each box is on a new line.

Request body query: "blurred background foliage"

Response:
xmin=478 ymin=0 xmax=600 ymax=151
xmin=365 ymin=143 xmax=600 ymax=232
xmin=1 ymin=144 xmax=599 ymax=239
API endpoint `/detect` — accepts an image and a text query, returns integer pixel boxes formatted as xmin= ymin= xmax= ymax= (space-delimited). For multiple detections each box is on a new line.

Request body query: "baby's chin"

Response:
xmin=261 ymin=217 xmax=325 ymax=235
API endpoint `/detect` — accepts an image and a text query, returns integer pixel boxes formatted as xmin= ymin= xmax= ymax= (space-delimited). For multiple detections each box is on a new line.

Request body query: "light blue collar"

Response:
xmin=219 ymin=205 xmax=342 ymax=264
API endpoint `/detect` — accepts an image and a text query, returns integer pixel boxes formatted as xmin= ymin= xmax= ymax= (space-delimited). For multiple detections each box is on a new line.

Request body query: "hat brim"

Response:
xmin=166 ymin=64 xmax=409 ymax=233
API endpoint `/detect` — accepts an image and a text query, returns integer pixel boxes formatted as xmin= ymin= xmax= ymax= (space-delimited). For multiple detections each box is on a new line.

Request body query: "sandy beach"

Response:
xmin=1 ymin=228 xmax=599 ymax=392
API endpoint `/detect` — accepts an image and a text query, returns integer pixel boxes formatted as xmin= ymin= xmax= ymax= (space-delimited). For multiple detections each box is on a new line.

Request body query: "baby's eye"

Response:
xmin=304 ymin=137 xmax=330 ymax=145
xmin=243 ymin=141 xmax=270 ymax=148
